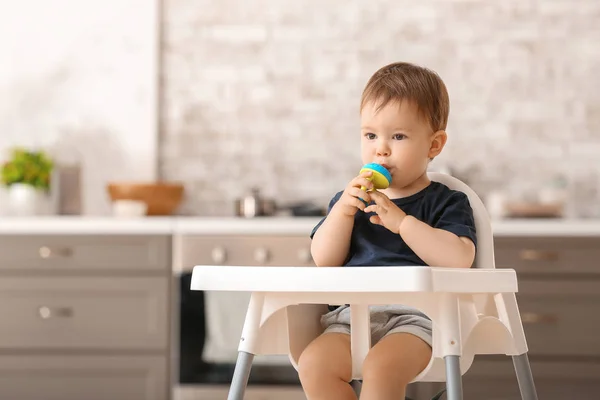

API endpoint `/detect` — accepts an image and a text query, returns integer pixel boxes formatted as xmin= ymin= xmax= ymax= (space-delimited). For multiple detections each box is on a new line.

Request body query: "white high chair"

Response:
xmin=191 ymin=172 xmax=539 ymax=400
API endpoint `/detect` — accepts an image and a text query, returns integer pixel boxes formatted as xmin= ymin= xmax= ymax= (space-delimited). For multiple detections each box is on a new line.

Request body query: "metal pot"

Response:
xmin=235 ymin=188 xmax=277 ymax=217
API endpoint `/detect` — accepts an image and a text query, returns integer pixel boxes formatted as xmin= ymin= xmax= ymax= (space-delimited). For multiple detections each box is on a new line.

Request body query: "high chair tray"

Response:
xmin=191 ymin=266 xmax=518 ymax=294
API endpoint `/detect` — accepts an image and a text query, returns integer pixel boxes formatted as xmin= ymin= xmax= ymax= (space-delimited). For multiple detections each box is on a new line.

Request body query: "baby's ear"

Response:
xmin=428 ymin=130 xmax=447 ymax=159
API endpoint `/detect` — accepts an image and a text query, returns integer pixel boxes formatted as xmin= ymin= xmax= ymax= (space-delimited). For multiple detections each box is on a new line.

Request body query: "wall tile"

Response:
xmin=161 ymin=0 xmax=600 ymax=217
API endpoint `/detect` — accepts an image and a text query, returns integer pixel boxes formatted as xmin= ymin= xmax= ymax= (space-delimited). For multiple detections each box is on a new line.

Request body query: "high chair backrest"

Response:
xmin=428 ymin=172 xmax=495 ymax=269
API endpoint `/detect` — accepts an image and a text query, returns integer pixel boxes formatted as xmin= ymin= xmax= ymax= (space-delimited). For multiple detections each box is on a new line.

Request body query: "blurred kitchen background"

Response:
xmin=2 ymin=2 xmax=600 ymax=400
xmin=1 ymin=0 xmax=599 ymax=218
xmin=160 ymin=0 xmax=600 ymax=219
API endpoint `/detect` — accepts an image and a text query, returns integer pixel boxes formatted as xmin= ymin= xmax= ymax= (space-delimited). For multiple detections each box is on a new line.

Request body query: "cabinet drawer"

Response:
xmin=0 ymin=235 xmax=170 ymax=273
xmin=180 ymin=235 xmax=314 ymax=269
xmin=516 ymin=280 xmax=600 ymax=356
xmin=0 ymin=355 xmax=167 ymax=400
xmin=463 ymin=356 xmax=600 ymax=400
xmin=494 ymin=236 xmax=600 ymax=274
xmin=0 ymin=277 xmax=168 ymax=350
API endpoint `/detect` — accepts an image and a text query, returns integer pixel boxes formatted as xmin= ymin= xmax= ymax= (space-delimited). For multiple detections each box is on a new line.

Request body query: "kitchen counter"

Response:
xmin=1 ymin=216 xmax=600 ymax=236
xmin=0 ymin=216 xmax=177 ymax=235
xmin=0 ymin=216 xmax=316 ymax=235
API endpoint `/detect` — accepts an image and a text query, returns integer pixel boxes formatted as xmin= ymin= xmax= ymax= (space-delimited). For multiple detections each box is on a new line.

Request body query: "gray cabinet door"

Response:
xmin=0 ymin=355 xmax=167 ymax=400
xmin=0 ymin=277 xmax=168 ymax=350
xmin=494 ymin=236 xmax=600 ymax=275
xmin=179 ymin=235 xmax=314 ymax=269
xmin=462 ymin=356 xmax=600 ymax=400
xmin=516 ymin=280 xmax=600 ymax=356
xmin=0 ymin=235 xmax=170 ymax=272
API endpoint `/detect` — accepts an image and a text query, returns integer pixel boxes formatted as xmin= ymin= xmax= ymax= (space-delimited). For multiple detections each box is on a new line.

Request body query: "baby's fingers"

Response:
xmin=350 ymin=196 xmax=367 ymax=211
xmin=365 ymin=203 xmax=383 ymax=214
xmin=349 ymin=188 xmax=370 ymax=204
xmin=369 ymin=215 xmax=383 ymax=225
xmin=350 ymin=177 xmax=374 ymax=190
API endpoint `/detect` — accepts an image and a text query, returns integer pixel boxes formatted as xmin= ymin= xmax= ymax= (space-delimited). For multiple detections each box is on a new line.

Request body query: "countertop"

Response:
xmin=1 ymin=216 xmax=600 ymax=236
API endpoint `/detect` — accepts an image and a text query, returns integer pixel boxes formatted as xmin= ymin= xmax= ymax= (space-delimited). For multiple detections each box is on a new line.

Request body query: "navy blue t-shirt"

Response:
xmin=310 ymin=181 xmax=477 ymax=267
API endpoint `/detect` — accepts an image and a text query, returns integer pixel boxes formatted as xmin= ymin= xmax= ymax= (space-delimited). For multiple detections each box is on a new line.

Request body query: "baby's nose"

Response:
xmin=376 ymin=144 xmax=391 ymax=156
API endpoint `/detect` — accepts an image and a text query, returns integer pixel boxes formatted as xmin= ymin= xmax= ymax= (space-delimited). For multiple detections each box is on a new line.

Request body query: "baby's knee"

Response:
xmin=362 ymin=335 xmax=431 ymax=386
xmin=297 ymin=333 xmax=352 ymax=384
xmin=362 ymin=350 xmax=413 ymax=386
xmin=297 ymin=340 xmax=333 ymax=382
xmin=297 ymin=346 xmax=322 ymax=384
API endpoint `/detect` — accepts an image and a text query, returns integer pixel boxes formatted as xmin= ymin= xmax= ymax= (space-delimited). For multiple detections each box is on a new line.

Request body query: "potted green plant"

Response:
xmin=1 ymin=148 xmax=54 ymax=215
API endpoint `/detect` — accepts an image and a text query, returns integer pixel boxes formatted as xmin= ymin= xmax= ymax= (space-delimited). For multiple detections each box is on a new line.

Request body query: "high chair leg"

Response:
xmin=512 ymin=353 xmax=538 ymax=400
xmin=227 ymin=293 xmax=264 ymax=399
xmin=228 ymin=351 xmax=254 ymax=400
xmin=444 ymin=355 xmax=463 ymax=400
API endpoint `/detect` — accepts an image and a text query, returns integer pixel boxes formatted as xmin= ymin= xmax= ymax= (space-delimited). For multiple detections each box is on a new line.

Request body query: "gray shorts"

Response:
xmin=321 ymin=305 xmax=433 ymax=347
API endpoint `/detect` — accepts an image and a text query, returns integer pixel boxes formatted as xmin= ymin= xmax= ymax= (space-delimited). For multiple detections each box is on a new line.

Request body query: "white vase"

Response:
xmin=7 ymin=184 xmax=46 ymax=216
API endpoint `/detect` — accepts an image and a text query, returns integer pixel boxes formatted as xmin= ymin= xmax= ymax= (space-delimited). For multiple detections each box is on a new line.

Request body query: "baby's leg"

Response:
xmin=297 ymin=332 xmax=356 ymax=400
xmin=360 ymin=332 xmax=432 ymax=400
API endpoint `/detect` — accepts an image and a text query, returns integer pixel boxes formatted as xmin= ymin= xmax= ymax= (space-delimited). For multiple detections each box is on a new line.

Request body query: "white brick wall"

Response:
xmin=161 ymin=0 xmax=600 ymax=217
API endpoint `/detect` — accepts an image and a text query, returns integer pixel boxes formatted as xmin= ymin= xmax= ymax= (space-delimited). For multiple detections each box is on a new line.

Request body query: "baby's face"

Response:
xmin=360 ymin=100 xmax=434 ymax=190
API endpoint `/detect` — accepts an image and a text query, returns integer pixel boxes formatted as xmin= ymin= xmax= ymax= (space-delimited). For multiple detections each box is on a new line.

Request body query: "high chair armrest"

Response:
xmin=191 ymin=265 xmax=518 ymax=294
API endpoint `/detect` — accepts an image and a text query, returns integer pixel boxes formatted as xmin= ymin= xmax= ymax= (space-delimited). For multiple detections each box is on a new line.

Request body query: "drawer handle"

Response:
xmin=39 ymin=246 xmax=73 ymax=259
xmin=38 ymin=306 xmax=74 ymax=319
xmin=518 ymin=249 xmax=559 ymax=262
xmin=254 ymin=247 xmax=270 ymax=263
xmin=521 ymin=312 xmax=558 ymax=325
xmin=297 ymin=248 xmax=312 ymax=263
xmin=211 ymin=247 xmax=227 ymax=264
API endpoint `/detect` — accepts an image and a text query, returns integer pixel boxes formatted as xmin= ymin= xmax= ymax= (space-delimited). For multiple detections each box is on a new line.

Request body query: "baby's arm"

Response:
xmin=310 ymin=205 xmax=354 ymax=266
xmin=311 ymin=171 xmax=375 ymax=266
xmin=399 ymin=216 xmax=475 ymax=268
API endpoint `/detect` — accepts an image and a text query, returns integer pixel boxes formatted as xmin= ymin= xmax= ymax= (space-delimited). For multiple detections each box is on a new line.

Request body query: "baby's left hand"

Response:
xmin=364 ymin=191 xmax=407 ymax=234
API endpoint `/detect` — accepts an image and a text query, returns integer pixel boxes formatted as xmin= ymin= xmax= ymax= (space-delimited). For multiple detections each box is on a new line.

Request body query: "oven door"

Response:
xmin=177 ymin=271 xmax=300 ymax=386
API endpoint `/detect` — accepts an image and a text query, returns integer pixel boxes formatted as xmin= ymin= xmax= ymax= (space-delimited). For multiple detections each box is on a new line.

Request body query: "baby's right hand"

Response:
xmin=334 ymin=170 xmax=374 ymax=217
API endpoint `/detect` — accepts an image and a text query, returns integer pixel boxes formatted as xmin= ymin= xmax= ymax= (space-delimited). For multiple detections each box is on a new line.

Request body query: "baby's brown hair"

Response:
xmin=360 ymin=62 xmax=450 ymax=132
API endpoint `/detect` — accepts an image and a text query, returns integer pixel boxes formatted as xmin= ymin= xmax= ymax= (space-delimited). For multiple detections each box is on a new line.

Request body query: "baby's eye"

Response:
xmin=365 ymin=133 xmax=376 ymax=140
xmin=393 ymin=134 xmax=407 ymax=140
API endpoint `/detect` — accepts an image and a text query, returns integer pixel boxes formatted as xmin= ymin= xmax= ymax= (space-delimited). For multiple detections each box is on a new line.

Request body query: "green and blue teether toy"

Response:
xmin=358 ymin=163 xmax=392 ymax=204
xmin=360 ymin=162 xmax=392 ymax=190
